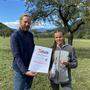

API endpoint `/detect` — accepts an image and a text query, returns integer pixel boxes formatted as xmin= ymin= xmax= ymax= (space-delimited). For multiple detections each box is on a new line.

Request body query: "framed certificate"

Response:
xmin=28 ymin=45 xmax=52 ymax=73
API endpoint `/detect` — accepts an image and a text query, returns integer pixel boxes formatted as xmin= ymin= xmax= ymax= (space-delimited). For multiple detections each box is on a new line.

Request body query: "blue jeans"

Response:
xmin=14 ymin=71 xmax=33 ymax=90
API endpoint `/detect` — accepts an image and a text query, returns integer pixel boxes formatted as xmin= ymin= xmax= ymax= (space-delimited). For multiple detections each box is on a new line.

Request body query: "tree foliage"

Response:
xmin=25 ymin=0 xmax=86 ymax=45
xmin=0 ymin=22 xmax=14 ymax=37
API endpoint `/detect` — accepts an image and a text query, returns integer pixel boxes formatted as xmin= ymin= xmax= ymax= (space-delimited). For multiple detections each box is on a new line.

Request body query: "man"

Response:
xmin=10 ymin=14 xmax=37 ymax=90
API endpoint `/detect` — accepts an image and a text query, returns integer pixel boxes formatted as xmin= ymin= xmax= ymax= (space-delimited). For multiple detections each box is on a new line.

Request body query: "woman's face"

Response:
xmin=54 ymin=32 xmax=64 ymax=46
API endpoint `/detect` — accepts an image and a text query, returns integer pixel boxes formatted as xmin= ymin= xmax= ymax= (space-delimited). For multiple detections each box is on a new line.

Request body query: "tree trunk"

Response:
xmin=67 ymin=32 xmax=73 ymax=45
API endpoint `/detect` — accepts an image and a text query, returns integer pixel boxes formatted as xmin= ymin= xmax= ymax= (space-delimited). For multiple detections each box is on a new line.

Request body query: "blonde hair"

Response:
xmin=20 ymin=14 xmax=31 ymax=22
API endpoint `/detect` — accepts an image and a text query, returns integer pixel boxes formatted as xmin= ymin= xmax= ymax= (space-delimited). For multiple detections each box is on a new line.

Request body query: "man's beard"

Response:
xmin=22 ymin=26 xmax=30 ymax=31
xmin=24 ymin=27 xmax=30 ymax=31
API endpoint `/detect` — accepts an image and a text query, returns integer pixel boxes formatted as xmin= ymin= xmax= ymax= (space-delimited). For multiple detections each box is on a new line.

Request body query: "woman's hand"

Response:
xmin=60 ymin=60 xmax=70 ymax=66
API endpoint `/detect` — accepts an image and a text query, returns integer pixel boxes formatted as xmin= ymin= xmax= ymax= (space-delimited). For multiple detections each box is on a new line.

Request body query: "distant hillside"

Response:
xmin=0 ymin=22 xmax=10 ymax=30
xmin=0 ymin=22 xmax=14 ymax=37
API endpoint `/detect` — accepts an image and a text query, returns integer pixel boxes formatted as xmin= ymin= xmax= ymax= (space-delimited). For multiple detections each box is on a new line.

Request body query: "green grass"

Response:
xmin=0 ymin=37 xmax=90 ymax=90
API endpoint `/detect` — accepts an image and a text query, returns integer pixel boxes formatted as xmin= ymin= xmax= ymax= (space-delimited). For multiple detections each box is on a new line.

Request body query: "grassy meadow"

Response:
xmin=0 ymin=36 xmax=90 ymax=90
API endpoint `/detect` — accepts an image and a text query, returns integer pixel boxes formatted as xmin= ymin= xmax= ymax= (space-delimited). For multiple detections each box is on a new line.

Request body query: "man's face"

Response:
xmin=54 ymin=32 xmax=64 ymax=46
xmin=20 ymin=16 xmax=31 ymax=31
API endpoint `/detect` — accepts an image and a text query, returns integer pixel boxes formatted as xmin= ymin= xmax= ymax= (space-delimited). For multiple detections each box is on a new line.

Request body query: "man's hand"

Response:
xmin=25 ymin=71 xmax=37 ymax=77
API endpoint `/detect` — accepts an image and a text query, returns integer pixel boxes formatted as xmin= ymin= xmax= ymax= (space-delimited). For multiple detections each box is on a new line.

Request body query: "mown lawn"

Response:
xmin=0 ymin=37 xmax=90 ymax=90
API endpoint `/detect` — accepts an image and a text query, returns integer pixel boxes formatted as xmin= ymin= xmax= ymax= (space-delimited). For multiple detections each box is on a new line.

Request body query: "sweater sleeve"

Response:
xmin=69 ymin=47 xmax=78 ymax=68
xmin=10 ymin=33 xmax=27 ymax=74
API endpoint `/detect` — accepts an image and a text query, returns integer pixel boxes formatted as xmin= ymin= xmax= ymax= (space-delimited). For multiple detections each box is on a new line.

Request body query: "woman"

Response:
xmin=49 ymin=30 xmax=77 ymax=90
